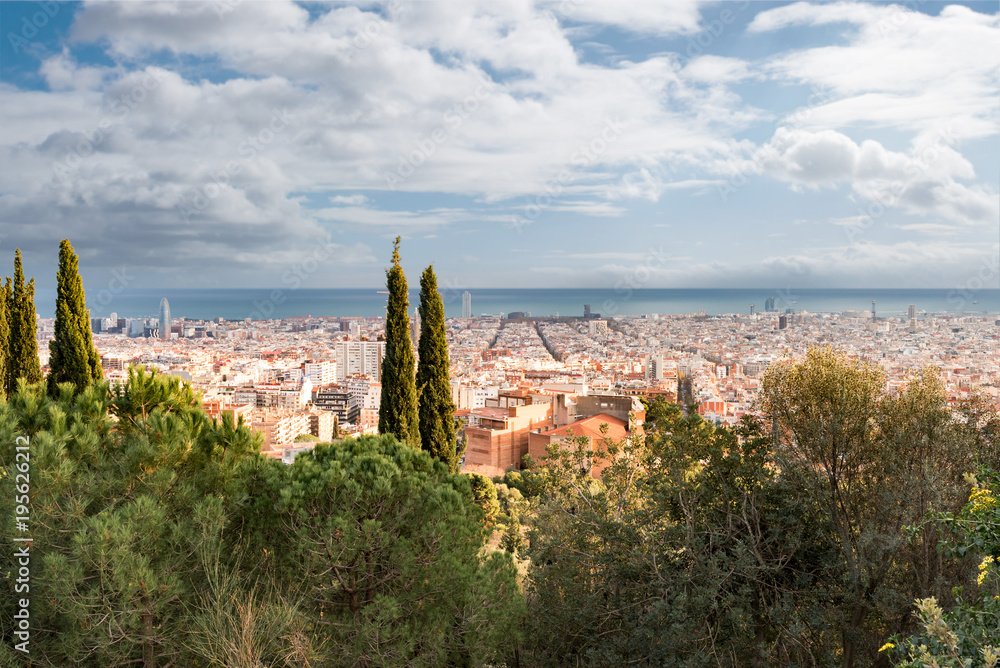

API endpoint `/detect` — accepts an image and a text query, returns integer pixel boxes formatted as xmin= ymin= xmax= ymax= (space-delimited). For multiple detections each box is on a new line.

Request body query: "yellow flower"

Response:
xmin=878 ymin=642 xmax=895 ymax=653
xmin=969 ymin=488 xmax=998 ymax=514
xmin=980 ymin=556 xmax=996 ymax=585
xmin=984 ymin=646 xmax=999 ymax=668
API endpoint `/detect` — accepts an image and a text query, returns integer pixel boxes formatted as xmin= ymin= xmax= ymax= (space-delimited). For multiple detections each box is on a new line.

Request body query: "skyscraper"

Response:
xmin=909 ymin=304 xmax=917 ymax=332
xmin=871 ymin=299 xmax=877 ymax=323
xmin=159 ymin=297 xmax=171 ymax=340
xmin=764 ymin=296 xmax=775 ymax=312
xmin=462 ymin=291 xmax=472 ymax=318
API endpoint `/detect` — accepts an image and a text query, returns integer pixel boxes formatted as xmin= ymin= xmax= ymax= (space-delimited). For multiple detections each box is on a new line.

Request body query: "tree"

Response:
xmin=416 ymin=264 xmax=457 ymax=470
xmin=6 ymin=249 xmax=42 ymax=393
xmin=0 ymin=368 xmax=262 ymax=668
xmin=238 ymin=435 xmax=525 ymax=667
xmin=0 ymin=278 xmax=8 ymax=398
xmin=47 ymin=239 xmax=103 ymax=396
xmin=378 ymin=237 xmax=419 ymax=447
xmin=760 ymin=348 xmax=981 ymax=668
xmin=887 ymin=469 xmax=1000 ymax=667
xmin=523 ymin=410 xmax=836 ymax=667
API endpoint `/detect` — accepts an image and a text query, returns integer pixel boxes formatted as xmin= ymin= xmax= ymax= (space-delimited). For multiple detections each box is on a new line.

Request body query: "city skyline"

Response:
xmin=0 ymin=1 xmax=998 ymax=291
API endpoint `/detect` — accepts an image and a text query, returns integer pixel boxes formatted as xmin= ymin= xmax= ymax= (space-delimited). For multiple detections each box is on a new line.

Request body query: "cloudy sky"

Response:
xmin=0 ymin=0 xmax=997 ymax=292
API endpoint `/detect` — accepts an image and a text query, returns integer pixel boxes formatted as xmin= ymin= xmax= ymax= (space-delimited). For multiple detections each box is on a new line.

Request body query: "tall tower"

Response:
xmin=871 ymin=299 xmax=876 ymax=323
xmin=908 ymin=304 xmax=917 ymax=332
xmin=749 ymin=303 xmax=754 ymax=316
xmin=411 ymin=306 xmax=420 ymax=344
xmin=159 ymin=298 xmax=171 ymax=340
xmin=584 ymin=304 xmax=591 ymax=319
xmin=462 ymin=291 xmax=472 ymax=318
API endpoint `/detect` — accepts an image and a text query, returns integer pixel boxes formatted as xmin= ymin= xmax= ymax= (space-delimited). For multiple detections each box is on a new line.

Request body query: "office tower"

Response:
xmin=871 ymin=299 xmax=876 ymax=323
xmin=411 ymin=306 xmax=420 ymax=345
xmin=584 ymin=304 xmax=591 ymax=318
xmin=749 ymin=303 xmax=754 ymax=315
xmin=462 ymin=291 xmax=472 ymax=318
xmin=159 ymin=298 xmax=171 ymax=340
xmin=779 ymin=315 xmax=788 ymax=330
xmin=764 ymin=296 xmax=775 ymax=312
xmin=909 ymin=304 xmax=917 ymax=332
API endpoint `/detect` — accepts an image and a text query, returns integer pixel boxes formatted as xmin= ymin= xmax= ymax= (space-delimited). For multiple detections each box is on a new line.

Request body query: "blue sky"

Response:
xmin=0 ymin=0 xmax=997 ymax=292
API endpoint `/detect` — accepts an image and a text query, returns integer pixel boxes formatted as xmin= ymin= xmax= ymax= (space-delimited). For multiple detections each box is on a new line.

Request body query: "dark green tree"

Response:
xmin=47 ymin=239 xmax=103 ymax=396
xmin=378 ymin=237 xmax=419 ymax=447
xmin=0 ymin=277 xmax=8 ymax=397
xmin=6 ymin=249 xmax=42 ymax=393
xmin=0 ymin=368 xmax=263 ymax=668
xmin=238 ymin=435 xmax=525 ymax=667
xmin=416 ymin=264 xmax=457 ymax=469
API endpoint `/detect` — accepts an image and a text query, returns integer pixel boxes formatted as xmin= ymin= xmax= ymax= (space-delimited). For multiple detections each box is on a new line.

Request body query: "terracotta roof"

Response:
xmin=541 ymin=413 xmax=628 ymax=440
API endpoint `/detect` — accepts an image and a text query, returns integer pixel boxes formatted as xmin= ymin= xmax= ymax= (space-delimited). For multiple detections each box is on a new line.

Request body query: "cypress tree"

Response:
xmin=0 ymin=277 xmax=8 ymax=397
xmin=7 ymin=249 xmax=42 ymax=391
xmin=48 ymin=239 xmax=103 ymax=395
xmin=416 ymin=265 xmax=457 ymax=471
xmin=378 ymin=237 xmax=419 ymax=447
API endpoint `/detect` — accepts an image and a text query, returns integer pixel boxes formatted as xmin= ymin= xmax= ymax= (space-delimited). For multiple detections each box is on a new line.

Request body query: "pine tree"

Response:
xmin=0 ymin=277 xmax=8 ymax=398
xmin=6 ymin=249 xmax=42 ymax=391
xmin=47 ymin=240 xmax=103 ymax=395
xmin=417 ymin=264 xmax=457 ymax=470
xmin=378 ymin=237 xmax=419 ymax=446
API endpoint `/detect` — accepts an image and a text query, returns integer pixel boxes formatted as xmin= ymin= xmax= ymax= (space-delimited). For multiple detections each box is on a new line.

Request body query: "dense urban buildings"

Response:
xmin=30 ymin=301 xmax=995 ymax=470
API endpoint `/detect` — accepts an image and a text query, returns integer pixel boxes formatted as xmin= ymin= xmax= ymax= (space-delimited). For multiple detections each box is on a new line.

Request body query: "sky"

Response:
xmin=0 ymin=0 xmax=998 ymax=293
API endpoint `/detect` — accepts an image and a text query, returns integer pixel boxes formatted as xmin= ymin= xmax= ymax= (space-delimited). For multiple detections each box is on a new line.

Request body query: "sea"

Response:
xmin=30 ymin=288 xmax=1000 ymax=321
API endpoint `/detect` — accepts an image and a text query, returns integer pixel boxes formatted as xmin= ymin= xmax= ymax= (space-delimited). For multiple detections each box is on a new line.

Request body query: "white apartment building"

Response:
xmin=335 ymin=341 xmax=385 ymax=382
xmin=304 ymin=360 xmax=337 ymax=386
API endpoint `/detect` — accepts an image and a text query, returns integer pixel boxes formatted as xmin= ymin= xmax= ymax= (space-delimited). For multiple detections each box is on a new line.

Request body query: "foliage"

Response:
xmin=237 ymin=436 xmax=524 ymax=667
xmin=761 ymin=349 xmax=980 ymax=667
xmin=0 ymin=375 xmax=261 ymax=667
xmin=467 ymin=471 xmax=500 ymax=527
xmin=378 ymin=237 xmax=419 ymax=447
xmin=523 ymin=408 xmax=837 ymax=667
xmin=5 ymin=249 xmax=42 ymax=393
xmin=0 ymin=276 xmax=8 ymax=398
xmin=889 ymin=469 xmax=1000 ymax=667
xmin=416 ymin=265 xmax=457 ymax=470
xmin=47 ymin=239 xmax=103 ymax=396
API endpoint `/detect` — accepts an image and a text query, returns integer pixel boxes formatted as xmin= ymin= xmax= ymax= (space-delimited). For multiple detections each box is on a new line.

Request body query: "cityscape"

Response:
xmin=29 ymin=292 xmax=998 ymax=476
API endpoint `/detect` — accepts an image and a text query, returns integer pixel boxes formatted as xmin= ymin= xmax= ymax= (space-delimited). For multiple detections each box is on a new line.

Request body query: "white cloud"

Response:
xmin=756 ymin=127 xmax=998 ymax=226
xmin=750 ymin=2 xmax=1000 ymax=138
